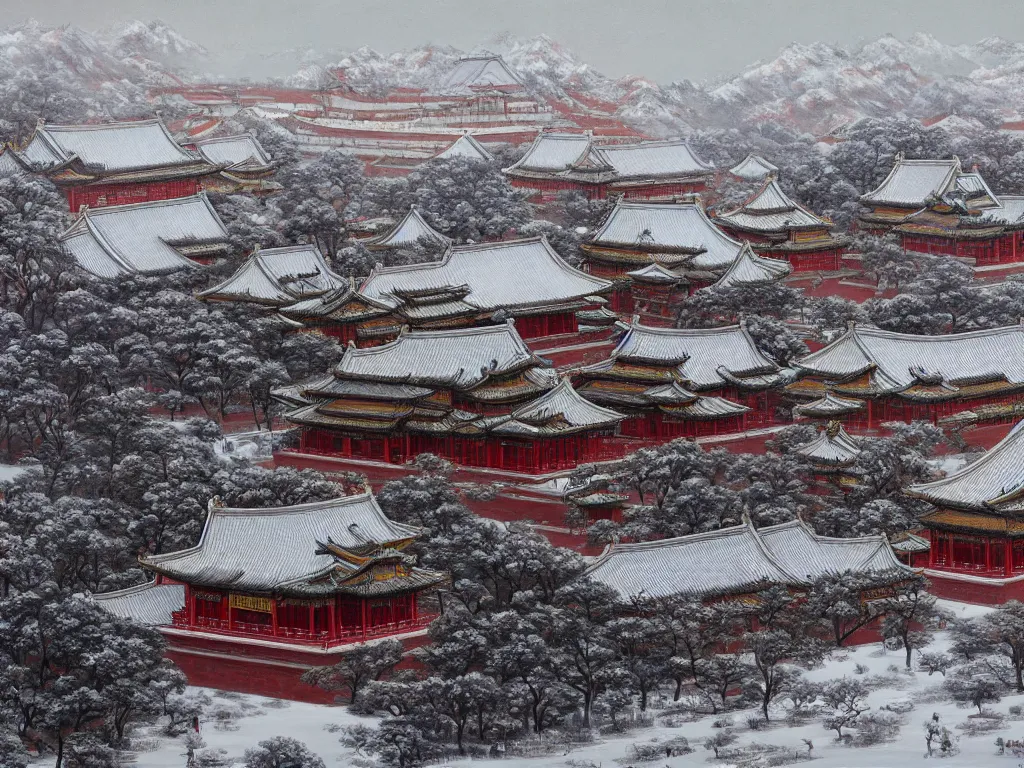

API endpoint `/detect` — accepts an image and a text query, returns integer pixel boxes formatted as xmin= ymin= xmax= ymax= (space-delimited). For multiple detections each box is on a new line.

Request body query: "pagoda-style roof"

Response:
xmin=492 ymin=379 xmax=625 ymax=436
xmin=728 ymin=153 xmax=778 ymax=181
xmin=793 ymin=323 xmax=1024 ymax=397
xmin=359 ymin=236 xmax=612 ymax=320
xmin=581 ymin=322 xmax=782 ymax=390
xmin=435 ymin=134 xmax=494 ymax=162
xmin=141 ymin=493 xmax=443 ymax=597
xmin=334 ymin=321 xmax=545 ymax=390
xmin=92 ymin=582 xmax=184 ymax=626
xmin=795 ymin=422 xmax=862 ymax=465
xmin=193 ymin=134 xmax=273 ymax=172
xmin=365 ymin=207 xmax=452 ymax=251
xmin=710 ymin=242 xmax=792 ymax=289
xmin=22 ymin=119 xmax=201 ymax=172
xmin=505 ymin=135 xmax=714 ymax=184
xmin=59 ymin=193 xmax=230 ymax=279
xmin=793 ymin=392 xmax=865 ymax=418
xmin=437 ymin=55 xmax=524 ymax=94
xmin=906 ymin=421 xmax=1024 ymax=512
xmin=198 ymin=244 xmax=345 ymax=306
xmin=717 ymin=178 xmax=831 ymax=233
xmin=587 ymin=199 xmax=744 ymax=271
xmin=586 ymin=517 xmax=909 ymax=601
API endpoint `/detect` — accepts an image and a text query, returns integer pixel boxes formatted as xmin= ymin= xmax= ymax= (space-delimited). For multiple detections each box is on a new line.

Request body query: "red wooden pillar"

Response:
xmin=928 ymin=531 xmax=936 ymax=567
xmin=986 ymin=539 xmax=992 ymax=572
xmin=328 ymin=601 xmax=337 ymax=641
xmin=271 ymin=600 xmax=279 ymax=637
xmin=185 ymin=585 xmax=196 ymax=626
xmin=361 ymin=599 xmax=368 ymax=638
xmin=1008 ymin=539 xmax=1015 ymax=577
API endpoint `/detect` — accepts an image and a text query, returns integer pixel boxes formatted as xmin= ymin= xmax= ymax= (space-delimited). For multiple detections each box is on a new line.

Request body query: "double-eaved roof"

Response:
xmin=59 ymin=193 xmax=230 ymax=279
xmin=365 ymin=207 xmax=452 ymax=251
xmin=198 ymin=244 xmax=346 ymax=305
xmin=860 ymin=154 xmax=1000 ymax=213
xmin=717 ymin=178 xmax=830 ymax=233
xmin=728 ymin=153 xmax=779 ymax=181
xmin=907 ymin=420 xmax=1024 ymax=512
xmin=504 ymin=133 xmax=714 ymax=185
xmin=435 ymin=133 xmax=495 ymax=162
xmin=585 ymin=517 xmax=909 ymax=601
xmin=795 ymin=422 xmax=862 ymax=465
xmin=587 ymin=199 xmax=744 ymax=271
xmin=141 ymin=493 xmax=442 ymax=597
xmin=193 ymin=133 xmax=273 ymax=171
xmin=792 ymin=323 xmax=1024 ymax=399
xmin=358 ymin=236 xmax=612 ymax=320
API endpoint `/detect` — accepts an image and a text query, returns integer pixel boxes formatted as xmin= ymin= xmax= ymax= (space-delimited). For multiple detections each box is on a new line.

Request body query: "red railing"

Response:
xmin=169 ymin=612 xmax=437 ymax=648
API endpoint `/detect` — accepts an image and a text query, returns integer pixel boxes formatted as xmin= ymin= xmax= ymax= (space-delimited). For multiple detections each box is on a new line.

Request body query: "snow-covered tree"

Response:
xmin=242 ymin=737 xmax=326 ymax=768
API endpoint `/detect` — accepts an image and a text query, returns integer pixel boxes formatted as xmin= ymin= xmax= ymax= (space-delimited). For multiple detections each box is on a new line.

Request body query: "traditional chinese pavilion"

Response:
xmin=364 ymin=207 xmax=451 ymax=252
xmin=197 ymin=244 xmax=346 ymax=307
xmin=59 ymin=193 xmax=230 ymax=279
xmin=728 ymin=154 xmax=778 ymax=182
xmin=795 ymin=421 xmax=863 ymax=491
xmin=282 ymin=322 xmax=626 ymax=474
xmin=189 ymin=134 xmax=277 ymax=194
xmin=435 ymin=133 xmax=495 ymax=162
xmin=11 ymin=119 xmax=221 ymax=210
xmin=93 ymin=492 xmax=446 ymax=700
xmin=715 ymin=177 xmax=848 ymax=272
xmin=707 ymin=241 xmax=793 ymax=289
xmin=623 ymin=263 xmax=690 ymax=325
xmin=586 ymin=516 xmax=910 ymax=603
xmin=279 ymin=236 xmax=613 ymax=344
xmin=788 ymin=322 xmax=1024 ymax=429
xmin=503 ymin=133 xmax=715 ymax=201
xmin=793 ymin=391 xmax=867 ymax=426
xmin=575 ymin=322 xmax=785 ymax=437
xmin=906 ymin=421 xmax=1024 ymax=603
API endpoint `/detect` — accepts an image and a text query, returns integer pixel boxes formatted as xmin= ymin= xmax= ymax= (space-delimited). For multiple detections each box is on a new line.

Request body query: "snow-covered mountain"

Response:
xmin=99 ymin=20 xmax=210 ymax=74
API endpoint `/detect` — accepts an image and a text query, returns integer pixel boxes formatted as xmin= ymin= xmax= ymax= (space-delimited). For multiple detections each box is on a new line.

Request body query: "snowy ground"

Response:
xmin=131 ymin=600 xmax=1021 ymax=768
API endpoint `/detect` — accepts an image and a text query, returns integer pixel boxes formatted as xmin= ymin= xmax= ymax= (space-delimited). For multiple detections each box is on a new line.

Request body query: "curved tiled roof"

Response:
xmin=439 ymin=56 xmax=523 ymax=93
xmin=504 ymin=132 xmax=593 ymax=173
xmin=728 ymin=153 xmax=779 ymax=181
xmin=365 ymin=207 xmax=452 ymax=250
xmin=710 ymin=242 xmax=792 ymax=289
xmin=795 ymin=424 xmax=862 ymax=464
xmin=24 ymin=119 xmax=199 ymax=171
xmin=598 ymin=140 xmax=713 ymax=178
xmin=717 ymin=178 xmax=828 ymax=232
xmin=198 ymin=244 xmax=345 ymax=305
xmin=793 ymin=392 xmax=865 ymax=418
xmin=92 ymin=582 xmax=184 ymax=626
xmin=194 ymin=134 xmax=272 ymax=169
xmin=435 ymin=134 xmax=494 ymax=162
xmin=500 ymin=379 xmax=624 ymax=434
xmin=860 ymin=157 xmax=961 ymax=207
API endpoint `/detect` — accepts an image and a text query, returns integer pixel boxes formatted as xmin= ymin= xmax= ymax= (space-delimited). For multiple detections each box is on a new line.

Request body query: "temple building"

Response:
xmin=795 ymin=421 xmax=862 ymax=491
xmin=623 ymin=263 xmax=690 ymax=325
xmin=435 ymin=133 xmax=495 ymax=162
xmin=585 ymin=516 xmax=910 ymax=603
xmin=728 ymin=154 xmax=778 ymax=182
xmin=906 ymin=421 xmax=1024 ymax=603
xmin=282 ymin=323 xmax=626 ymax=474
xmin=8 ymin=119 xmax=221 ymax=210
xmin=197 ymin=244 xmax=346 ymax=307
xmin=59 ymin=194 xmax=230 ymax=279
xmin=788 ymin=323 xmax=1024 ymax=429
xmin=188 ymin=134 xmax=277 ymax=194
xmin=93 ymin=492 xmax=446 ymax=701
xmin=503 ymin=133 xmax=716 ymax=201
xmin=793 ymin=391 xmax=868 ymax=428
xmin=279 ymin=236 xmax=613 ymax=344
xmin=581 ymin=198 xmax=745 ymax=312
xmin=575 ymin=322 xmax=785 ymax=437
xmin=364 ymin=207 xmax=452 ymax=252
xmin=715 ymin=178 xmax=848 ymax=272
xmin=707 ymin=241 xmax=793 ymax=289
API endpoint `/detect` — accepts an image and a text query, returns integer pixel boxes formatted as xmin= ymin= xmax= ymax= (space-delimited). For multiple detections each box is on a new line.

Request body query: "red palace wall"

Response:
xmin=922 ymin=570 xmax=1024 ymax=606
xmin=902 ymin=231 xmax=1024 ymax=266
xmin=65 ymin=178 xmax=201 ymax=210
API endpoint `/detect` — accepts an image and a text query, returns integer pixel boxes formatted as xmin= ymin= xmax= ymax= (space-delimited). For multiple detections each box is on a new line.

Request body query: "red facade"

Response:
xmin=902 ymin=231 xmax=1024 ymax=266
xmin=64 ymin=178 xmax=201 ymax=211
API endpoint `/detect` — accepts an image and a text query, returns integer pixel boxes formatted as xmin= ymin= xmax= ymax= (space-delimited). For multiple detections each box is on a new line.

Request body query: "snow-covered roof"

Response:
xmin=793 ymin=392 xmax=865 ymax=418
xmin=92 ymin=582 xmax=184 ymax=626
xmin=23 ymin=119 xmax=199 ymax=171
xmin=728 ymin=153 xmax=779 ymax=181
xmin=710 ymin=242 xmax=792 ymax=289
xmin=497 ymin=379 xmax=624 ymax=434
xmin=438 ymin=56 xmax=523 ymax=93
xmin=906 ymin=421 xmax=1024 ymax=510
xmin=592 ymin=322 xmax=781 ymax=389
xmin=597 ymin=140 xmax=713 ymax=179
xmin=365 ymin=207 xmax=452 ymax=250
xmin=435 ymin=134 xmax=494 ymax=162
xmin=334 ymin=322 xmax=542 ymax=389
xmin=504 ymin=132 xmax=593 ymax=173
xmin=795 ymin=423 xmax=862 ymax=464
xmin=505 ymin=135 xmax=713 ymax=181
xmin=973 ymin=196 xmax=1024 ymax=225
xmin=359 ymin=236 xmax=612 ymax=314
xmin=0 ymin=148 xmax=29 ymax=175
xmin=586 ymin=518 xmax=909 ymax=600
xmin=60 ymin=194 xmax=229 ymax=279
xmin=794 ymin=323 xmax=1024 ymax=392
xmin=193 ymin=134 xmax=272 ymax=170
xmin=589 ymin=200 xmax=744 ymax=271
xmin=142 ymin=493 xmax=423 ymax=592
xmin=860 ymin=156 xmax=961 ymax=207
xmin=198 ymin=244 xmax=345 ymax=305
xmin=626 ymin=262 xmax=685 ymax=284
xmin=717 ymin=178 xmax=828 ymax=232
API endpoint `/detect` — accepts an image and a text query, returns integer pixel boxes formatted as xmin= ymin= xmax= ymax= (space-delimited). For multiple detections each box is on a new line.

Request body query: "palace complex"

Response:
xmin=2 ymin=119 xmax=221 ymax=210
xmin=788 ymin=323 xmax=1024 ymax=429
xmin=859 ymin=154 xmax=1024 ymax=270
xmin=503 ymin=133 xmax=715 ymax=201
xmin=59 ymin=194 xmax=230 ymax=279
xmin=279 ymin=236 xmax=613 ymax=344
xmin=281 ymin=322 xmax=627 ymax=474
xmin=574 ymin=322 xmax=785 ymax=438
xmin=906 ymin=421 xmax=1024 ymax=603
xmin=715 ymin=177 xmax=848 ymax=272
xmin=93 ymin=492 xmax=445 ymax=700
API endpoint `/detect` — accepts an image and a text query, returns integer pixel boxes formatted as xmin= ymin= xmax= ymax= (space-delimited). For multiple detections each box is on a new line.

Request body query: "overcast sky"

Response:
xmin=9 ymin=0 xmax=1024 ymax=82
